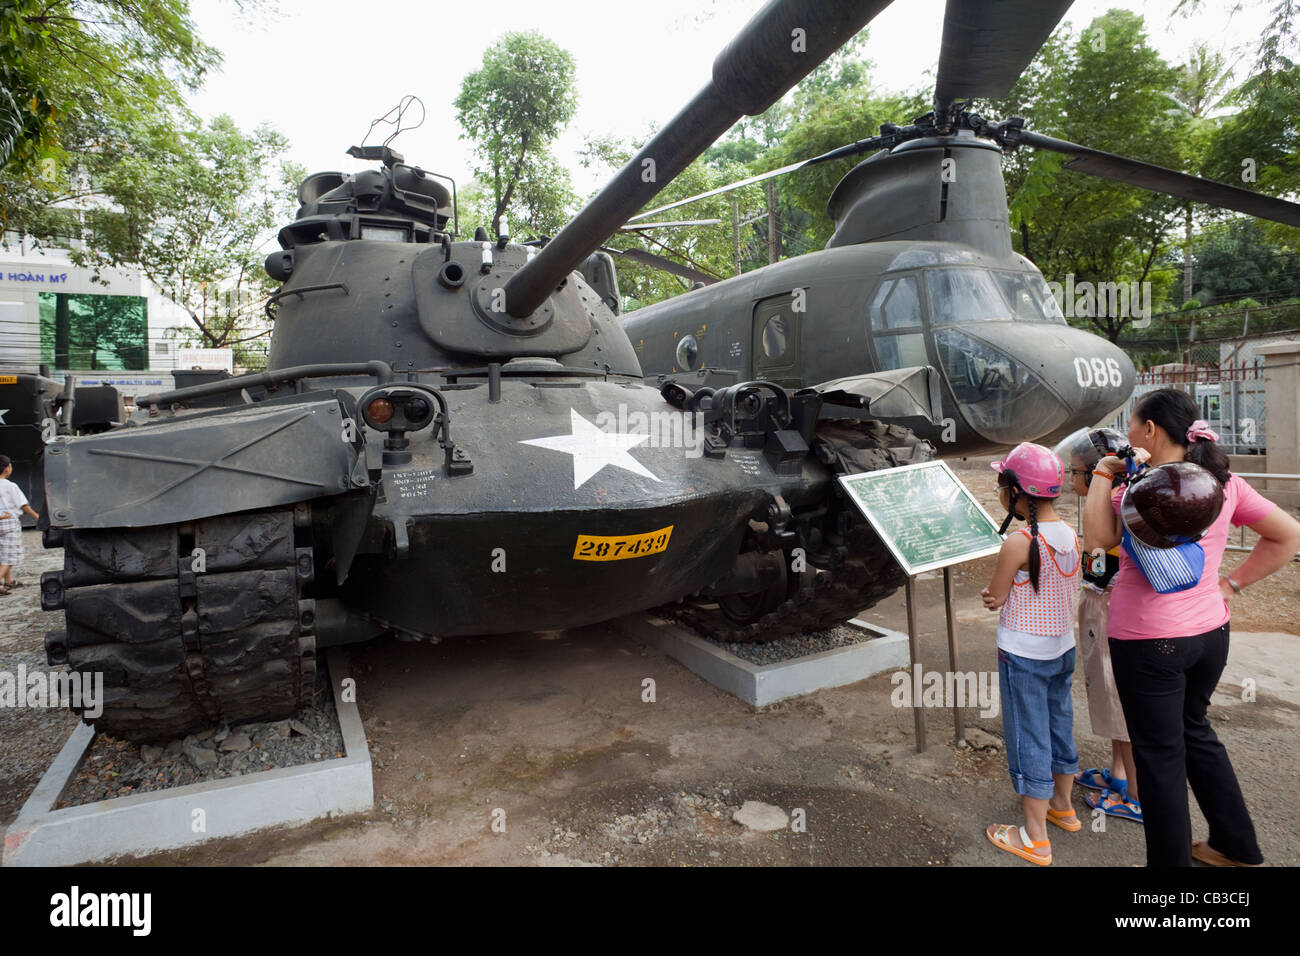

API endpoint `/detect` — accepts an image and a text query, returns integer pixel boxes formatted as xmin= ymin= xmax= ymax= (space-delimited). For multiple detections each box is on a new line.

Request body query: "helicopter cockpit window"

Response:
xmin=926 ymin=269 xmax=1013 ymax=324
xmin=1031 ymin=275 xmax=1067 ymax=324
xmin=934 ymin=327 xmax=1072 ymax=443
xmin=876 ymin=332 xmax=928 ymax=370
xmin=992 ymin=271 xmax=1067 ymax=324
xmin=869 ymin=275 xmax=921 ymax=331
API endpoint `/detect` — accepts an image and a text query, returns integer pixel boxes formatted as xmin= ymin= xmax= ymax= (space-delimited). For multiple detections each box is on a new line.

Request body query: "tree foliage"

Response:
xmin=454 ymin=31 xmax=578 ymax=238
xmin=581 ymin=133 xmax=764 ymax=309
xmin=985 ymin=11 xmax=1190 ymax=341
xmin=74 ymin=114 xmax=300 ymax=367
xmin=0 ymin=0 xmax=218 ymax=180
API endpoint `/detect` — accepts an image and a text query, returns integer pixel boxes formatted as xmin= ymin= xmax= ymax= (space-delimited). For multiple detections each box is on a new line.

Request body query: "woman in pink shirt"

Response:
xmin=1083 ymin=388 xmax=1300 ymax=867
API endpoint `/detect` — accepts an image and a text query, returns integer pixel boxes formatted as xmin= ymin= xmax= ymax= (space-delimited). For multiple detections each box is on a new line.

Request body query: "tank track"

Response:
xmin=41 ymin=505 xmax=317 ymax=743
xmin=670 ymin=421 xmax=932 ymax=643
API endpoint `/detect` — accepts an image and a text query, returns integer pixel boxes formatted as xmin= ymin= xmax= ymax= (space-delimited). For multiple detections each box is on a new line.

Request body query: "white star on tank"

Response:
xmin=520 ymin=408 xmax=660 ymax=490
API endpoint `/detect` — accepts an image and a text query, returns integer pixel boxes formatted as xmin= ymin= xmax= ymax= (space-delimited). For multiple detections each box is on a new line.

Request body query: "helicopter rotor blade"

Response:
xmin=1016 ymin=128 xmax=1300 ymax=227
xmin=503 ymin=0 xmax=896 ymax=318
xmin=626 ymin=133 xmax=896 ymax=223
xmin=626 ymin=159 xmax=812 ymax=223
xmin=933 ymin=0 xmax=1076 ymax=118
xmin=603 ymin=246 xmax=721 ymax=285
xmin=618 ymin=219 xmax=723 ymax=231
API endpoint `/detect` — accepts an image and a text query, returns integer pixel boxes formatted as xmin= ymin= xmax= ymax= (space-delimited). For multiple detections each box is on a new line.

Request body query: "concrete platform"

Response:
xmin=622 ymin=615 xmax=910 ymax=706
xmin=2 ymin=648 xmax=372 ymax=867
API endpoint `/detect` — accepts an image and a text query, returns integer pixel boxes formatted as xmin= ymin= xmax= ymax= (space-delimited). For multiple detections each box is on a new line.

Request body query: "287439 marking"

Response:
xmin=573 ymin=526 xmax=673 ymax=561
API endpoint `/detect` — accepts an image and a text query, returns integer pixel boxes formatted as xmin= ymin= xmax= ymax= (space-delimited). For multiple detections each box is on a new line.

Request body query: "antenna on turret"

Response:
xmin=358 ymin=94 xmax=426 ymax=151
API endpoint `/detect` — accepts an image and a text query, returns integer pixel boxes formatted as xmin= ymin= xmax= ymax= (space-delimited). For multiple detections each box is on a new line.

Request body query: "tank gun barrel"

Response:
xmin=502 ymin=0 xmax=893 ymax=318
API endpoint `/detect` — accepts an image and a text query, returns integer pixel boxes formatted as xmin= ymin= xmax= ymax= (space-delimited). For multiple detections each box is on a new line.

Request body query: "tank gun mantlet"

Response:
xmin=412 ymin=241 xmax=598 ymax=359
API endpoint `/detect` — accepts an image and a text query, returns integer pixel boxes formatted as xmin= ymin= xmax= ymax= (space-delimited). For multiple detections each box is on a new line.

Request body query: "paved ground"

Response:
xmin=3 ymin=469 xmax=1298 ymax=866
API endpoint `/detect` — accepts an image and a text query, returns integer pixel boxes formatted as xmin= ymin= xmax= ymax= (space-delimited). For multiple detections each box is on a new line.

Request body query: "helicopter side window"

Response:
xmin=868 ymin=275 xmax=921 ymax=331
xmin=761 ymin=316 xmax=788 ymax=360
xmin=925 ymin=269 xmax=1012 ymax=324
xmin=752 ymin=292 xmax=801 ymax=382
xmin=875 ymin=333 xmax=927 ymax=370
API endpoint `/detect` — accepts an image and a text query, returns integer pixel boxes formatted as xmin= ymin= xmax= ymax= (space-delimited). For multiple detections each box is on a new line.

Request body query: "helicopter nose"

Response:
xmin=1032 ymin=326 xmax=1135 ymax=443
xmin=933 ymin=323 xmax=1133 ymax=447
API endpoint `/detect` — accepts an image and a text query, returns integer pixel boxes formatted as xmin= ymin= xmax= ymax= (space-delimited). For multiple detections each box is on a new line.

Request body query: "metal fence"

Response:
xmin=1104 ymin=332 xmax=1298 ymax=455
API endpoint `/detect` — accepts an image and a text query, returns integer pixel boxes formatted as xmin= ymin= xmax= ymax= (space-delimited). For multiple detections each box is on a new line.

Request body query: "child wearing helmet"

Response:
xmin=981 ymin=441 xmax=1082 ymax=865
xmin=1053 ymin=428 xmax=1142 ymax=824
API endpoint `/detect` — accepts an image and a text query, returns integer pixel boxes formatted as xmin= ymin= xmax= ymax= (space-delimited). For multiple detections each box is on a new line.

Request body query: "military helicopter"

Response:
xmin=37 ymin=0 xmax=948 ymax=742
xmin=623 ymin=0 xmax=1300 ymax=457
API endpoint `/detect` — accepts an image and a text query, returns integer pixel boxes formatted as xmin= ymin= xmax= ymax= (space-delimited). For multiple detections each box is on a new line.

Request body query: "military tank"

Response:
xmin=39 ymin=0 xmax=929 ymax=741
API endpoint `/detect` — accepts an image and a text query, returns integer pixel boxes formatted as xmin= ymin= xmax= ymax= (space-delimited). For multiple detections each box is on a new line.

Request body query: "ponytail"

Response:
xmin=1134 ymin=388 xmax=1232 ymax=485
xmin=1026 ymin=496 xmax=1041 ymax=592
xmin=1186 ymin=437 xmax=1232 ymax=485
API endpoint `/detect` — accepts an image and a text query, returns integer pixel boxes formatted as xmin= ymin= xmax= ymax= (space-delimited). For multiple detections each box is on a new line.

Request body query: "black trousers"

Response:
xmin=1108 ymin=624 xmax=1262 ymax=867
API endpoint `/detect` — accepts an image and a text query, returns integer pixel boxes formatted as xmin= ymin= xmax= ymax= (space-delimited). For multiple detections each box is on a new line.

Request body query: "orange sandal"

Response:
xmin=987 ymin=824 xmax=1052 ymax=865
xmin=1047 ymin=807 xmax=1081 ymax=832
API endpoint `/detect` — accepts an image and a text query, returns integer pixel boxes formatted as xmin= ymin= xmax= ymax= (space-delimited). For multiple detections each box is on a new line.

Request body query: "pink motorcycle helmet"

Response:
xmin=990 ymin=442 xmax=1065 ymax=498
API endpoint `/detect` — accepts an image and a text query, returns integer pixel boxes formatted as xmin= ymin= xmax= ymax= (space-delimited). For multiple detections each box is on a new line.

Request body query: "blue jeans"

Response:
xmin=998 ymin=647 xmax=1079 ymax=799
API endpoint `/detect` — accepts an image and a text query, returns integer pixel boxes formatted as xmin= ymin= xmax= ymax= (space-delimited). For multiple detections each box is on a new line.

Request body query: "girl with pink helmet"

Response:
xmin=981 ymin=441 xmax=1082 ymax=865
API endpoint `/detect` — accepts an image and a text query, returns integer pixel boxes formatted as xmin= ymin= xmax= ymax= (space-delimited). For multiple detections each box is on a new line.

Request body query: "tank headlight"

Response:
xmin=405 ymin=397 xmax=432 ymax=425
xmin=366 ymin=398 xmax=394 ymax=425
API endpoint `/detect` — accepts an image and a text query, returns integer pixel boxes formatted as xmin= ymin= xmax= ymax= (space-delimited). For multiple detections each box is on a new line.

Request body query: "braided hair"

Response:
xmin=998 ymin=470 xmax=1044 ymax=592
xmin=1025 ymin=496 xmax=1041 ymax=592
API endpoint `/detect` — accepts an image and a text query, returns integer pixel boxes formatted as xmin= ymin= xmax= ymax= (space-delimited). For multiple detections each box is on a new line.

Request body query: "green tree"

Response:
xmin=454 ymin=31 xmax=578 ymax=238
xmin=1176 ymin=0 xmax=1300 ymax=249
xmin=1187 ymin=218 xmax=1300 ymax=305
xmin=580 ymin=133 xmax=762 ymax=309
xmin=0 ymin=0 xmax=218 ymax=179
xmin=74 ymin=115 xmax=300 ymax=366
xmin=762 ymin=86 xmax=923 ymax=252
xmin=989 ymin=10 xmax=1187 ymax=342
xmin=1166 ymin=44 xmax=1236 ymax=305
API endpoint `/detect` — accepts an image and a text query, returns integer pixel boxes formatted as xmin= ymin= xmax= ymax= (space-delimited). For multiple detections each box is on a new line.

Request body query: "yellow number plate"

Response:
xmin=573 ymin=525 xmax=673 ymax=562
xmin=0 ymin=376 xmax=16 ymax=384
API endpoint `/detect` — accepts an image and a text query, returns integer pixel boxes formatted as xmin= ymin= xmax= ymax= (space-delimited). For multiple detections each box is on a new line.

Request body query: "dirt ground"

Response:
xmin=2 ymin=460 xmax=1298 ymax=867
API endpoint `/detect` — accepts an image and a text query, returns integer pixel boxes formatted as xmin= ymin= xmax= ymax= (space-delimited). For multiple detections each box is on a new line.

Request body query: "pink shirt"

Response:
xmin=1107 ymin=474 xmax=1276 ymax=640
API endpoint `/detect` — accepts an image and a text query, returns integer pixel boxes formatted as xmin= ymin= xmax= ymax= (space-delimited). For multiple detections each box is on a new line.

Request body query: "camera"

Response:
xmin=1087 ymin=429 xmax=1145 ymax=484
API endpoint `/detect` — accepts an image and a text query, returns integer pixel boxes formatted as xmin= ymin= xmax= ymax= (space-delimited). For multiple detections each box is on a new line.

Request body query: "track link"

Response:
xmin=41 ymin=507 xmax=317 ymax=742
xmin=671 ymin=420 xmax=933 ymax=643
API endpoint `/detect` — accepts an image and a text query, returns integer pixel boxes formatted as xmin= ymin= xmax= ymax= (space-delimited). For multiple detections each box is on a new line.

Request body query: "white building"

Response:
xmin=0 ymin=233 xmax=194 ymax=395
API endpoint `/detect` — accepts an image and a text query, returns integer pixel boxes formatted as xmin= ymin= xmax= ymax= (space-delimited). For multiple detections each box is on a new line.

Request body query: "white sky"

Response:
xmin=188 ymin=0 xmax=1273 ymax=198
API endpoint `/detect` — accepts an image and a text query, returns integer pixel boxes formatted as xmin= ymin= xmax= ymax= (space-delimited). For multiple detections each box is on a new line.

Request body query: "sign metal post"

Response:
xmin=839 ymin=460 xmax=1004 ymax=752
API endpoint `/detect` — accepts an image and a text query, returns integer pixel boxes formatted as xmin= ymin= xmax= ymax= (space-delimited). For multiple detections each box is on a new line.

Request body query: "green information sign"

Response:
xmin=838 ymin=460 xmax=1005 ymax=575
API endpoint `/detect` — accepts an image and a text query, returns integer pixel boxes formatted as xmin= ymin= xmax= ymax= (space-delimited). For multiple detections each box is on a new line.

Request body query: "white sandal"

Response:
xmin=987 ymin=824 xmax=1052 ymax=865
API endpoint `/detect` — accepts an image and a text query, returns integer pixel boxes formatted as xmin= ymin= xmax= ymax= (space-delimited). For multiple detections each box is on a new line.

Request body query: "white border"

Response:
xmin=837 ymin=459 xmax=1005 ymax=576
xmin=2 ymin=648 xmax=372 ymax=866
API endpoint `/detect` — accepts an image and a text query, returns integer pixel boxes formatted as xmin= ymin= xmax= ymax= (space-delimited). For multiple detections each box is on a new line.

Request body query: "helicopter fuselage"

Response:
xmin=624 ymin=238 xmax=1135 ymax=457
xmin=623 ymin=134 xmax=1136 ymax=456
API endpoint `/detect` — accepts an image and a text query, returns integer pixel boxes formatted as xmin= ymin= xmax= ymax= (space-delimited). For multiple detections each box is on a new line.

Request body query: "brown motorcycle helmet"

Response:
xmin=1120 ymin=461 xmax=1224 ymax=548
